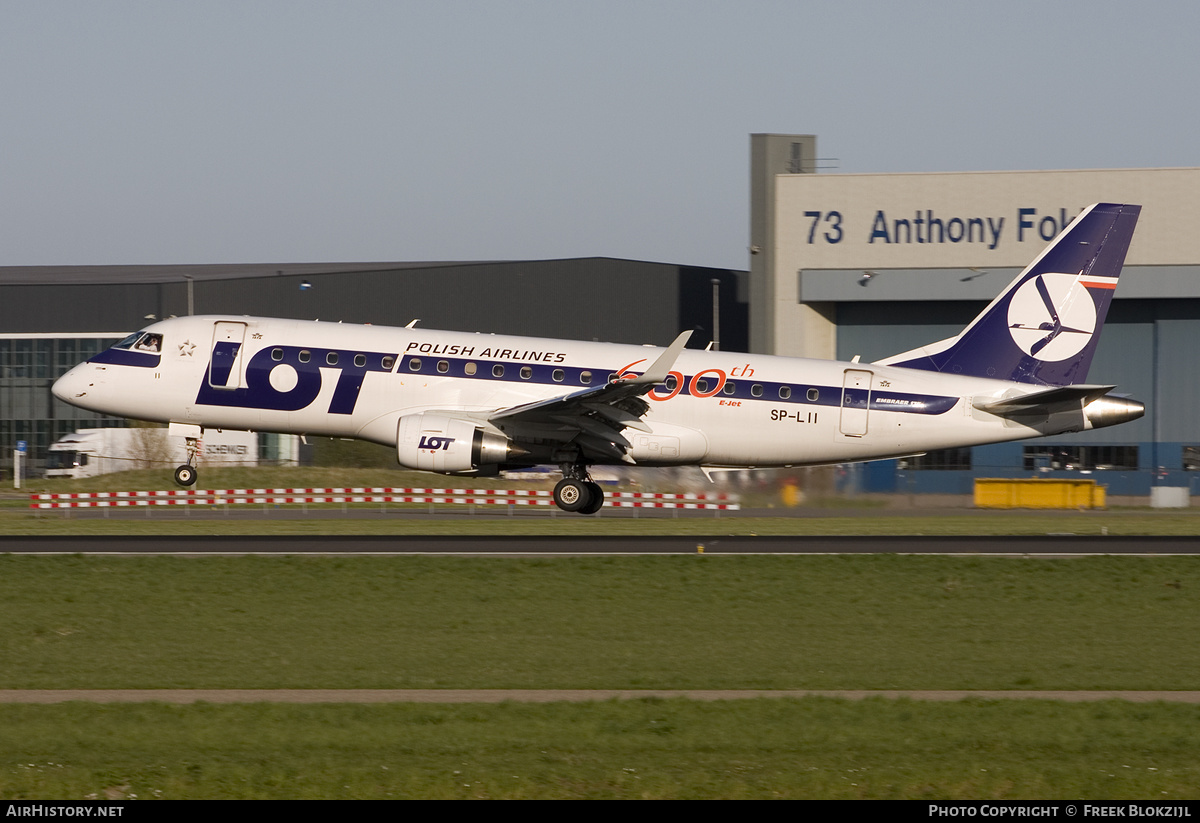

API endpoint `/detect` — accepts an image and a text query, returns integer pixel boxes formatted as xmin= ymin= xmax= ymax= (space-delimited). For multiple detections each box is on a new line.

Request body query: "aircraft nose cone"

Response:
xmin=51 ymin=371 xmax=73 ymax=403
xmin=52 ymin=366 xmax=90 ymax=405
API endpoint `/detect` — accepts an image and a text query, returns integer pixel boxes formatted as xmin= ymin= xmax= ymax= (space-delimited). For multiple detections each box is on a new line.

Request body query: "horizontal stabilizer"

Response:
xmin=973 ymin=384 xmax=1115 ymax=414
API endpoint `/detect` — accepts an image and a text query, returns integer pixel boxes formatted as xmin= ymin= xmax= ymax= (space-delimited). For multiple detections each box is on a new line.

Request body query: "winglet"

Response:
xmin=622 ymin=331 xmax=692 ymax=385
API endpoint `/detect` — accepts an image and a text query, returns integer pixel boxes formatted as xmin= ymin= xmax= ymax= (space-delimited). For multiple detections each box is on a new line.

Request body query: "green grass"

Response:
xmin=2 ymin=700 xmax=1198 ymax=799
xmin=3 ymin=555 xmax=1197 ymax=690
xmin=4 ymin=547 xmax=1200 ymax=798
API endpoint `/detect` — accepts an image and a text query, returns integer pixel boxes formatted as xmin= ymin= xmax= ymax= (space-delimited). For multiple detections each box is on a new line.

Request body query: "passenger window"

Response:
xmin=438 ymin=360 xmax=449 ymax=374
xmin=382 ymin=356 xmax=395 ymax=370
xmin=520 ymin=366 xmax=532 ymax=379
xmin=299 ymin=350 xmax=310 ymax=363
xmin=694 ymin=379 xmax=709 ymax=393
xmin=580 ymin=371 xmax=592 ymax=385
xmin=326 ymin=352 xmax=339 ymax=366
xmin=779 ymin=386 xmax=792 ymax=400
xmin=751 ymin=384 xmax=763 ymax=398
xmin=465 ymin=362 xmax=477 ymax=375
xmin=409 ymin=358 xmax=422 ymax=371
xmin=723 ymin=382 xmax=736 ymax=395
xmin=354 ymin=354 xmax=366 ymax=367
xmin=807 ymin=388 xmax=819 ymax=402
xmin=552 ymin=369 xmax=564 ymax=382
xmin=272 ymin=348 xmax=284 ymax=362
xmin=492 ymin=364 xmax=504 ymax=378
xmin=664 ymin=375 xmax=677 ymax=390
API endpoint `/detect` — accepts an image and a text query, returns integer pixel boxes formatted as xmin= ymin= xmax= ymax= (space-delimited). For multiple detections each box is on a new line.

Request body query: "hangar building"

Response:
xmin=751 ymin=134 xmax=1200 ymax=494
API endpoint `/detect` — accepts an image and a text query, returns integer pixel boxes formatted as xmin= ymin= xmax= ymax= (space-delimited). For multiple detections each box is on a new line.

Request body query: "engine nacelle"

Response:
xmin=396 ymin=413 xmax=513 ymax=475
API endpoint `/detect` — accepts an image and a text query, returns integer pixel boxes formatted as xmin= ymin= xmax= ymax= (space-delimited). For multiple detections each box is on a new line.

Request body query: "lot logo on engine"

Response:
xmin=418 ymin=435 xmax=455 ymax=451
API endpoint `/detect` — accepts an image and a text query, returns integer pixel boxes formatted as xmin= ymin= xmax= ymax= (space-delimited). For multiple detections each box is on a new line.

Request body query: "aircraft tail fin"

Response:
xmin=875 ymin=202 xmax=1141 ymax=386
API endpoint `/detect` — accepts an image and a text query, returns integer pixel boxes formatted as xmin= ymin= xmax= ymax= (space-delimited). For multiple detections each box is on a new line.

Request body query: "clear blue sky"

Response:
xmin=2 ymin=1 xmax=1196 ymax=269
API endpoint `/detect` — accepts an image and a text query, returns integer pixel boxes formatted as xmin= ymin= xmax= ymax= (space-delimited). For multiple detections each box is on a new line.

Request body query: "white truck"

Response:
xmin=45 ymin=427 xmax=257 ymax=479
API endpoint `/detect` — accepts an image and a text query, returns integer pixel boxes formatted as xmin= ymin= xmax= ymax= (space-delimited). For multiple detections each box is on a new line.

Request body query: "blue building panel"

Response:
xmin=834 ymin=298 xmax=1200 ymax=498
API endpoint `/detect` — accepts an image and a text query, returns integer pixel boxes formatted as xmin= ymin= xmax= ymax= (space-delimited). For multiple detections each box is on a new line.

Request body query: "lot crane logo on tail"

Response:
xmin=1006 ymin=273 xmax=1098 ymax=361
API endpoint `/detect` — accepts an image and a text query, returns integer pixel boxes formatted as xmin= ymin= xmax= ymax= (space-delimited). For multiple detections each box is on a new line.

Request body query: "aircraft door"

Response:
xmin=208 ymin=321 xmax=248 ymax=390
xmin=840 ymin=369 xmax=872 ymax=437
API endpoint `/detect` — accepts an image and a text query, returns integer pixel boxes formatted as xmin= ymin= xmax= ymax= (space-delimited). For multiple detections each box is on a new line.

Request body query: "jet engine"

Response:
xmin=396 ymin=413 xmax=517 ymax=475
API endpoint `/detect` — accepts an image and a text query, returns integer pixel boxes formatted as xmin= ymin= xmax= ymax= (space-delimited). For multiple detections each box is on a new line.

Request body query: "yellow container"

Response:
xmin=974 ymin=478 xmax=1106 ymax=509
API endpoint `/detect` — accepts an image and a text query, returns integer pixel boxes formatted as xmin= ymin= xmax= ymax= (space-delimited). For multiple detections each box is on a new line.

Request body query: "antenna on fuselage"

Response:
xmin=405 ymin=319 xmax=420 ymax=328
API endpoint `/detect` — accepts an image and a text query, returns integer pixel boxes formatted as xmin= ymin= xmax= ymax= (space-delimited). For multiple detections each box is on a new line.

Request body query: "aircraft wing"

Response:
xmin=487 ymin=331 xmax=692 ymax=462
xmin=973 ymin=384 xmax=1116 ymax=415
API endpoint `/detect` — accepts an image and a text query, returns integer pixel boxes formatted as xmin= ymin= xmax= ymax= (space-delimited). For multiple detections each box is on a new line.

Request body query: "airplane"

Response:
xmin=52 ymin=202 xmax=1145 ymax=513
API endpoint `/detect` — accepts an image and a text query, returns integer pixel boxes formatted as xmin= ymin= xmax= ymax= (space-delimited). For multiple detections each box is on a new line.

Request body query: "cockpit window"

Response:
xmin=113 ymin=332 xmax=144 ymax=350
xmin=113 ymin=331 xmax=163 ymax=352
xmin=136 ymin=333 xmax=163 ymax=352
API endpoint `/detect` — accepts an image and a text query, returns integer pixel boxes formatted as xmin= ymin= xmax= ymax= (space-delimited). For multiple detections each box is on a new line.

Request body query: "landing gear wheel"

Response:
xmin=553 ymin=478 xmax=591 ymax=512
xmin=174 ymin=464 xmax=197 ymax=487
xmin=579 ymin=481 xmax=604 ymax=515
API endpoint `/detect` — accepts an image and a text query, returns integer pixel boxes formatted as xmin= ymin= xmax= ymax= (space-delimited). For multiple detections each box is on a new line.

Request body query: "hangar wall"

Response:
xmin=751 ymin=136 xmax=1200 ymax=495
xmin=771 ymin=164 xmax=1200 ymax=359
xmin=0 ymin=259 xmax=746 ymax=345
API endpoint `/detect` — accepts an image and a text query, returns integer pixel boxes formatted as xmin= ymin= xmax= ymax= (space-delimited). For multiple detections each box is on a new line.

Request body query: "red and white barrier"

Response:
xmin=30 ymin=487 xmax=738 ymax=511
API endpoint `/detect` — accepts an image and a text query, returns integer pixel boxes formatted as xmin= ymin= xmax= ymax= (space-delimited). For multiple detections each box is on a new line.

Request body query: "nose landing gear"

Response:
xmin=173 ymin=436 xmax=200 ymax=487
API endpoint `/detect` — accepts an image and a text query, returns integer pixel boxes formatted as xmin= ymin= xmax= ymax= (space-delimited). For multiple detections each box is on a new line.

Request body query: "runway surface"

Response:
xmin=3 ymin=534 xmax=1200 ymax=554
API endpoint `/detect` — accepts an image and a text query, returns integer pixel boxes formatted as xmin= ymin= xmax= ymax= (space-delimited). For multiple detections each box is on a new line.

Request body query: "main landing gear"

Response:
xmin=553 ymin=462 xmax=604 ymax=514
xmin=173 ymin=436 xmax=200 ymax=487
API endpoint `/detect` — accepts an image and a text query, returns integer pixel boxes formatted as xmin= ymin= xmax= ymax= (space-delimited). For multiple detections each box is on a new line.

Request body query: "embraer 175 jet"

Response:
xmin=53 ymin=202 xmax=1144 ymax=513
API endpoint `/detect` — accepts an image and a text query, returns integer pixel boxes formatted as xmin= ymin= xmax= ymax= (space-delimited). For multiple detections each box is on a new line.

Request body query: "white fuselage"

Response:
xmin=52 ymin=315 xmax=1105 ymax=470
